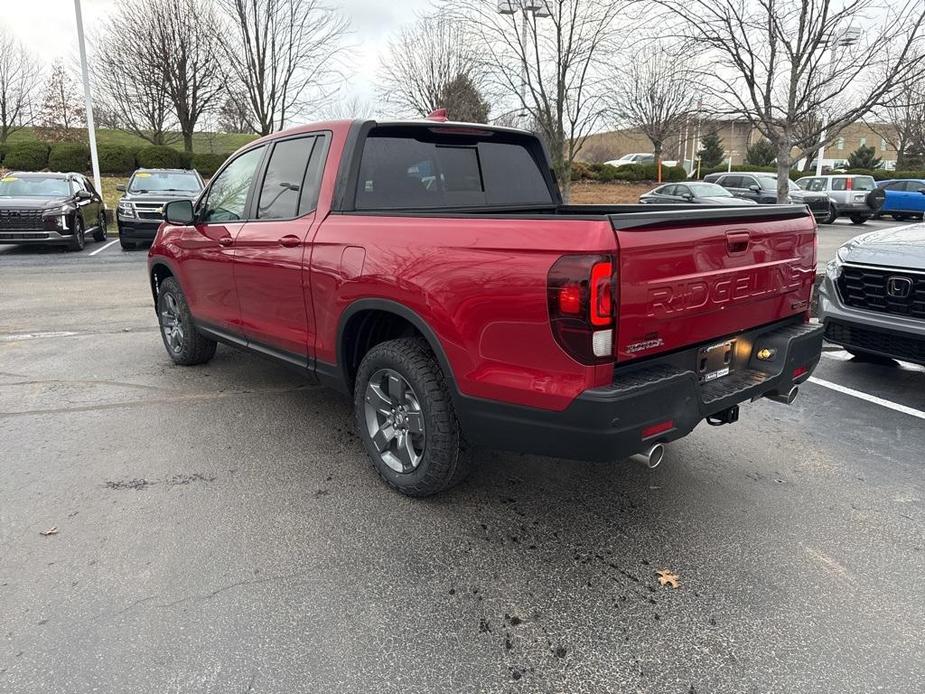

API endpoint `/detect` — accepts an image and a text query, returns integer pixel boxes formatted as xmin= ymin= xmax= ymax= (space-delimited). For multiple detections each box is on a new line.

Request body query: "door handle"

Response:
xmin=279 ymin=235 xmax=301 ymax=248
xmin=218 ymin=236 xmax=233 ymax=247
xmin=726 ymin=231 xmax=750 ymax=254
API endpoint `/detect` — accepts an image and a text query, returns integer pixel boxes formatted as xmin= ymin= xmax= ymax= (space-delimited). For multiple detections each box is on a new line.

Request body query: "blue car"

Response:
xmin=872 ymin=178 xmax=925 ymax=220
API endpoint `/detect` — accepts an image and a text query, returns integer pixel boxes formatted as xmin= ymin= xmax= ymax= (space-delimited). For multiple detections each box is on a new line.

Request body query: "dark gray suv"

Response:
xmin=703 ymin=171 xmax=831 ymax=222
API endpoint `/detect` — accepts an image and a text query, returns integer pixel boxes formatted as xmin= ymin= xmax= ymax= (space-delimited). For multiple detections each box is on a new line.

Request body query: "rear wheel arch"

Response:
xmin=337 ymin=300 xmax=458 ymax=397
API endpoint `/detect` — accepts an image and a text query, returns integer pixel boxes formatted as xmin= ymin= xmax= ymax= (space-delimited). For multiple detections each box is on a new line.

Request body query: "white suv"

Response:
xmin=794 ymin=175 xmax=877 ymax=224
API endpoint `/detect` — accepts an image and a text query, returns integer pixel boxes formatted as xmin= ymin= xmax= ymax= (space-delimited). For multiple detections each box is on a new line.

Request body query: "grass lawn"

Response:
xmin=5 ymin=127 xmax=256 ymax=154
xmin=569 ymin=181 xmax=653 ymax=204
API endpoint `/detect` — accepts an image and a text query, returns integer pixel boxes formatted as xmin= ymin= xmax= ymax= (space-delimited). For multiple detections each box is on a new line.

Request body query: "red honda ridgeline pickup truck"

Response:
xmin=148 ymin=117 xmax=823 ymax=496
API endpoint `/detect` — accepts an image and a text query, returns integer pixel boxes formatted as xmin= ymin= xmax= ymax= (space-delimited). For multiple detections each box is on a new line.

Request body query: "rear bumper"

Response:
xmin=456 ymin=318 xmax=823 ymax=461
xmin=833 ymin=201 xmax=873 ymax=217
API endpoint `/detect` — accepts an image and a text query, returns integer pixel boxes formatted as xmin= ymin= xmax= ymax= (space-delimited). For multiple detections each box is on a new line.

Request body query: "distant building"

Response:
xmin=579 ymin=119 xmax=898 ymax=168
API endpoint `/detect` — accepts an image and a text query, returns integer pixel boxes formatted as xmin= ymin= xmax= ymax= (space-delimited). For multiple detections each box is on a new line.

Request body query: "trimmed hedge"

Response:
xmin=98 ymin=144 xmax=136 ymax=175
xmin=572 ymin=161 xmax=686 ymax=183
xmin=192 ymin=152 xmax=228 ymax=177
xmin=48 ymin=142 xmax=90 ymax=173
xmin=3 ymin=142 xmax=49 ymax=171
xmin=137 ymin=145 xmax=184 ymax=169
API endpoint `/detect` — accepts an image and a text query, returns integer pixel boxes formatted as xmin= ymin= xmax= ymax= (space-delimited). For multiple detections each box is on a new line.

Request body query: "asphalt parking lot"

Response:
xmin=1 ymin=220 xmax=923 ymax=693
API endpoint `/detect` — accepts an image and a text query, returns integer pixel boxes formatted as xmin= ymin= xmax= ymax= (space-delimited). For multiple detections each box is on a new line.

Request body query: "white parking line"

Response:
xmin=807 ymin=376 xmax=925 ymax=421
xmin=88 ymin=239 xmax=119 ymax=256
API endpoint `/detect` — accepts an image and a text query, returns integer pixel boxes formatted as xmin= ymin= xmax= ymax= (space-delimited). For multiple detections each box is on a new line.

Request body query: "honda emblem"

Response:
xmin=886 ymin=276 xmax=913 ymax=299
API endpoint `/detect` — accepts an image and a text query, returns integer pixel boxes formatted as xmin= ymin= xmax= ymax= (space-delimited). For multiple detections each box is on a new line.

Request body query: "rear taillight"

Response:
xmin=846 ymin=178 xmax=853 ymax=191
xmin=547 ymin=255 xmax=616 ymax=364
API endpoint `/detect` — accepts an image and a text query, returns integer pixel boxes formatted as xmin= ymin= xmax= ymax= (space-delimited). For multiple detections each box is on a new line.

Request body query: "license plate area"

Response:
xmin=698 ymin=339 xmax=736 ymax=382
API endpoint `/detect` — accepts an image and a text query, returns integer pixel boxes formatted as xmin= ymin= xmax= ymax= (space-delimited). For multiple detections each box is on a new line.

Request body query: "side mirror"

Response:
xmin=116 ymin=184 xmax=126 ymax=192
xmin=748 ymin=184 xmax=761 ymax=192
xmin=75 ymin=189 xmax=92 ymax=200
xmin=164 ymin=199 xmax=195 ymax=225
xmin=682 ymin=193 xmax=694 ymax=201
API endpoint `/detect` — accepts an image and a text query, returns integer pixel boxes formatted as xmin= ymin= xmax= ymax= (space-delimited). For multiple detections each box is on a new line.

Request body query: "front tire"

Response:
xmin=354 ymin=338 xmax=471 ymax=497
xmin=92 ymin=211 xmax=108 ymax=242
xmin=120 ymin=238 xmax=135 ymax=250
xmin=849 ymin=215 xmax=867 ymax=225
xmin=156 ymin=277 xmax=216 ymax=365
xmin=68 ymin=217 xmax=85 ymax=252
xmin=822 ymin=205 xmax=838 ymax=225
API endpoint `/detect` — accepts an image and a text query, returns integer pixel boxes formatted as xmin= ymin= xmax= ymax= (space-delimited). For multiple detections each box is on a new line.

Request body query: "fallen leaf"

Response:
xmin=656 ymin=569 xmax=680 ymax=588
xmin=40 ymin=527 xmax=58 ymax=536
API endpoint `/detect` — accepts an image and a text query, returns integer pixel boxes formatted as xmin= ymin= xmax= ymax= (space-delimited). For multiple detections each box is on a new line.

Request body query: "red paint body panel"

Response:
xmin=310 ymin=215 xmax=618 ymax=410
xmin=234 ymin=216 xmax=317 ymax=358
xmin=614 ymin=216 xmax=817 ymax=361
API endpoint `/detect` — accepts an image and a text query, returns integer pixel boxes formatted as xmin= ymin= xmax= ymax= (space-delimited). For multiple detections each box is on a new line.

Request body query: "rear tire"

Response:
xmin=354 ymin=337 xmax=471 ymax=497
xmin=849 ymin=215 xmax=867 ymax=225
xmin=92 ymin=211 xmax=108 ymax=242
xmin=68 ymin=217 xmax=85 ymax=252
xmin=156 ymin=277 xmax=216 ymax=365
xmin=822 ymin=205 xmax=838 ymax=224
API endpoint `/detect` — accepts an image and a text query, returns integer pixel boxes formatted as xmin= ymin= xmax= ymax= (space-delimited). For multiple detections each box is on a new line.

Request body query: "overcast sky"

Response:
xmin=0 ymin=0 xmax=436 ymax=113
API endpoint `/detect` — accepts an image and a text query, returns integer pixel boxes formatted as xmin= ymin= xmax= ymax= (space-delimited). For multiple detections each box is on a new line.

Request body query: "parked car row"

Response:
xmin=638 ymin=171 xmax=925 ymax=226
xmin=0 ymin=167 xmax=204 ymax=252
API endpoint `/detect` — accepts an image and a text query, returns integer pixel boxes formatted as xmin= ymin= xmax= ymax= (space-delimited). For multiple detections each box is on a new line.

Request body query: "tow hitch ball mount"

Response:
xmin=707 ymin=405 xmax=740 ymax=427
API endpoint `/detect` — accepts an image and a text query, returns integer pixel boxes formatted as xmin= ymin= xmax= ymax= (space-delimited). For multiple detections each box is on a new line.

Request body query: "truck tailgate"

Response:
xmin=610 ymin=206 xmax=817 ymax=362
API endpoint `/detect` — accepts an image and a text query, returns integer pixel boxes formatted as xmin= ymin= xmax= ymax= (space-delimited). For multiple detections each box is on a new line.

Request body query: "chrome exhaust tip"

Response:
xmin=630 ymin=443 xmax=665 ymax=469
xmin=764 ymin=385 xmax=799 ymax=405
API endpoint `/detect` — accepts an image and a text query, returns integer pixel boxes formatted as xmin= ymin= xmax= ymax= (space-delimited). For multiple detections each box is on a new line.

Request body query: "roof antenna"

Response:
xmin=426 ymin=108 xmax=449 ymax=122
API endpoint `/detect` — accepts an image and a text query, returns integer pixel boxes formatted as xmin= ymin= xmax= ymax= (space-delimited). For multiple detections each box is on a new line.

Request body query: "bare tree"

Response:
xmin=607 ymin=45 xmax=698 ymax=164
xmin=36 ymin=60 xmax=85 ymax=142
xmin=217 ymin=91 xmax=254 ymax=134
xmin=446 ymin=0 xmax=624 ymax=201
xmin=149 ymin=0 xmax=227 ymax=152
xmin=92 ymin=0 xmax=178 ymax=146
xmin=661 ymin=0 xmax=925 ymax=202
xmin=379 ymin=14 xmax=488 ymax=118
xmin=867 ymin=79 xmax=925 ymax=167
xmin=219 ymin=0 xmax=351 ymax=136
xmin=0 ymin=29 xmax=41 ymax=143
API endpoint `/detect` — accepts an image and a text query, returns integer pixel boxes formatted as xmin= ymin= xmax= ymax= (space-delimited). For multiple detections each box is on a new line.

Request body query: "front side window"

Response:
xmin=797 ymin=177 xmax=827 ymax=192
xmin=202 ymin=147 xmax=264 ymax=223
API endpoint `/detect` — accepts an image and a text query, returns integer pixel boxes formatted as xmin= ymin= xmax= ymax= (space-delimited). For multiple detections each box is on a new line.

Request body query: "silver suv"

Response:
xmin=794 ymin=175 xmax=877 ymax=224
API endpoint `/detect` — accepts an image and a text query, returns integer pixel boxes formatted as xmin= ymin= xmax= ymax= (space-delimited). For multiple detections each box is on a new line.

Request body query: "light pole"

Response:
xmin=74 ymin=0 xmax=102 ymax=196
xmin=814 ymin=28 xmax=861 ymax=176
xmin=497 ymin=1 xmax=550 ymax=128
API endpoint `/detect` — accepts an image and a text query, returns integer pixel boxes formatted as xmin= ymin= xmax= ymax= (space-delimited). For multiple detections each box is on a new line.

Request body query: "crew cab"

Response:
xmin=148 ymin=117 xmax=823 ymax=497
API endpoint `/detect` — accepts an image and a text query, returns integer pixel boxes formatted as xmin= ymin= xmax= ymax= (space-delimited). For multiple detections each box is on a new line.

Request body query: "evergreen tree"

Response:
xmin=847 ymin=144 xmax=882 ymax=170
xmin=744 ymin=139 xmax=776 ymax=167
xmin=698 ymin=129 xmax=725 ymax=168
xmin=437 ymin=73 xmax=490 ymax=124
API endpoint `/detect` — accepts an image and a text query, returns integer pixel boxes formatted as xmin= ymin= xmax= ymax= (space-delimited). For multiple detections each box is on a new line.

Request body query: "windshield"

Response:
xmin=0 ymin=175 xmax=70 ymax=197
xmin=688 ymin=182 xmax=732 ymax=197
xmin=128 ymin=171 xmax=201 ymax=193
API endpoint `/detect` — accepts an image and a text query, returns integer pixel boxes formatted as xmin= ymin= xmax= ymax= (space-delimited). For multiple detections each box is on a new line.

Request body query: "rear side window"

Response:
xmin=355 ymin=133 xmax=553 ymax=210
xmin=720 ymin=175 xmax=740 ymax=187
xmin=256 ymin=134 xmax=329 ymax=219
xmin=831 ymin=177 xmax=848 ymax=191
xmin=885 ymin=181 xmax=907 ymax=190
